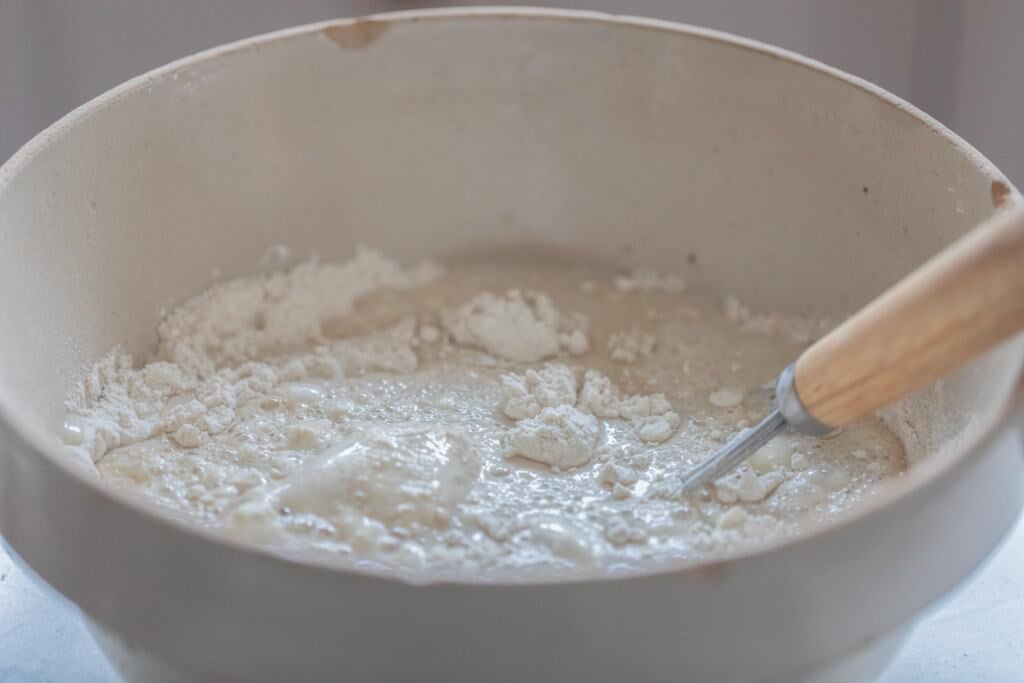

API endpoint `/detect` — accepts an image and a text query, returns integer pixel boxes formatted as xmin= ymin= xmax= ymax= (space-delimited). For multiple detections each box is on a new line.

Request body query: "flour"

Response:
xmin=159 ymin=247 xmax=441 ymax=376
xmin=722 ymin=294 xmax=828 ymax=345
xmin=501 ymin=364 xmax=578 ymax=420
xmin=748 ymin=438 xmax=792 ymax=473
xmin=709 ymin=387 xmax=745 ymax=408
xmin=603 ymin=514 xmax=648 ymax=545
xmin=613 ymin=266 xmax=686 ymax=293
xmin=577 ymin=370 xmax=680 ymax=443
xmin=714 ymin=469 xmax=785 ymax=504
xmin=500 ymin=364 xmax=681 ymax=450
xmin=65 ymin=248 xmax=439 ymax=466
xmin=607 ymin=328 xmax=657 ymax=364
xmin=505 ymin=405 xmax=601 ymax=470
xmin=441 ymin=289 xmax=588 ymax=363
xmin=63 ymin=254 xmax=906 ymax=579
xmin=599 ymin=461 xmax=638 ymax=487
xmin=717 ymin=506 xmax=749 ymax=529
xmin=526 ymin=516 xmax=598 ymax=562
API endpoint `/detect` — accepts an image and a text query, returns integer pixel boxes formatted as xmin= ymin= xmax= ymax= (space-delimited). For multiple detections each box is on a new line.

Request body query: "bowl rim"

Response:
xmin=0 ymin=5 xmax=1021 ymax=587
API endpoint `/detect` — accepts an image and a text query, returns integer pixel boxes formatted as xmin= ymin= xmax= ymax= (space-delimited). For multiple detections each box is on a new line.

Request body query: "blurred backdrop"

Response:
xmin=1 ymin=0 xmax=1021 ymax=184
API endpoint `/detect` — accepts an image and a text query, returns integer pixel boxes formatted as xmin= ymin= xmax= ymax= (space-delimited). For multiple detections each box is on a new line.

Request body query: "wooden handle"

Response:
xmin=795 ymin=203 xmax=1024 ymax=428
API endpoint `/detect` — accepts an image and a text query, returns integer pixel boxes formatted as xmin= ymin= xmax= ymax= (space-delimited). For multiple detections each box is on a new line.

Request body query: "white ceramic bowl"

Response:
xmin=1 ymin=8 xmax=1022 ymax=682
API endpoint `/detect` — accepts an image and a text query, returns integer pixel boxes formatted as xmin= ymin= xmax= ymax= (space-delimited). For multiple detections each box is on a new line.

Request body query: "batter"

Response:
xmin=61 ymin=249 xmax=904 ymax=579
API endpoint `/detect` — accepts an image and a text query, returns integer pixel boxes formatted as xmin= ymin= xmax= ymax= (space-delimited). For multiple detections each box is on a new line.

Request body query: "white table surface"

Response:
xmin=2 ymin=484 xmax=1022 ymax=681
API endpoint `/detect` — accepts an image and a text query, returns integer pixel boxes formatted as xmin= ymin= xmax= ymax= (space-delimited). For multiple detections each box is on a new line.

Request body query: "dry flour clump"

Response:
xmin=64 ymin=249 xmax=439 ymax=464
xmin=714 ymin=468 xmax=785 ymax=504
xmin=722 ymin=294 xmax=828 ymax=345
xmin=607 ymin=328 xmax=657 ymax=364
xmin=501 ymin=364 xmax=578 ymax=420
xmin=441 ymin=289 xmax=588 ymax=363
xmin=159 ymin=247 xmax=441 ymax=376
xmin=577 ymin=370 xmax=680 ymax=443
xmin=500 ymin=364 xmax=682 ymax=458
xmin=331 ymin=317 xmax=420 ymax=374
xmin=505 ymin=405 xmax=601 ymax=470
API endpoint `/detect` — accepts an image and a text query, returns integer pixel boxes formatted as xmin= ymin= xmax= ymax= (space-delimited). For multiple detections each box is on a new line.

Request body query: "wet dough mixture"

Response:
xmin=62 ymin=250 xmax=903 ymax=579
